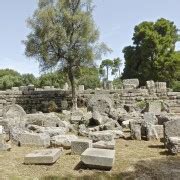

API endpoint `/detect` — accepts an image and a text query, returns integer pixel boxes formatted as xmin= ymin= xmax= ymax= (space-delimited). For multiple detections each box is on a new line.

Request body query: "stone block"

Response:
xmin=123 ymin=79 xmax=139 ymax=89
xmin=93 ymin=140 xmax=115 ymax=150
xmin=89 ymin=131 xmax=114 ymax=142
xmin=146 ymin=124 xmax=159 ymax=141
xmin=166 ymin=137 xmax=180 ymax=154
xmin=81 ymin=148 xmax=115 ymax=169
xmin=130 ymin=123 xmax=141 ymax=140
xmin=51 ymin=135 xmax=78 ymax=149
xmin=78 ymin=85 xmax=85 ymax=91
xmin=164 ymin=119 xmax=180 ymax=143
xmin=146 ymin=101 xmax=162 ymax=114
xmin=71 ymin=139 xmax=92 ymax=155
xmin=24 ymin=148 xmax=63 ymax=164
xmin=154 ymin=125 xmax=164 ymax=138
xmin=17 ymin=132 xmax=50 ymax=147
xmin=143 ymin=112 xmax=158 ymax=125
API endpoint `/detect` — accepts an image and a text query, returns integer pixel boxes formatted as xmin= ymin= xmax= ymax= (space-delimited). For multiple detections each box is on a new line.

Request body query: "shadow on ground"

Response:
xmin=41 ymin=156 xmax=180 ymax=180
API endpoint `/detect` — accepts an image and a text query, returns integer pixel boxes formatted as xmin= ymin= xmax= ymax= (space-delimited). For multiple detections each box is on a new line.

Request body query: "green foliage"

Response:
xmin=76 ymin=66 xmax=100 ymax=89
xmin=112 ymin=57 xmax=122 ymax=78
xmin=172 ymin=81 xmax=180 ymax=92
xmin=38 ymin=71 xmax=67 ymax=88
xmin=24 ymin=0 xmax=110 ymax=108
xmin=21 ymin=74 xmax=37 ymax=86
xmin=0 ymin=69 xmax=22 ymax=90
xmin=48 ymin=100 xmax=58 ymax=112
xmin=136 ymin=100 xmax=146 ymax=110
xmin=100 ymin=59 xmax=114 ymax=81
xmin=122 ymin=18 xmax=179 ymax=86
xmin=112 ymin=77 xmax=123 ymax=89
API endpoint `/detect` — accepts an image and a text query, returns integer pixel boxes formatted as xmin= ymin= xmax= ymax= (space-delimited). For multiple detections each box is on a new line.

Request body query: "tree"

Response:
xmin=22 ymin=74 xmax=37 ymax=86
xmin=76 ymin=66 xmax=100 ymax=89
xmin=24 ymin=0 xmax=109 ymax=109
xmin=0 ymin=69 xmax=23 ymax=90
xmin=112 ymin=57 xmax=122 ymax=78
xmin=100 ymin=59 xmax=114 ymax=81
xmin=38 ymin=71 xmax=67 ymax=88
xmin=122 ymin=18 xmax=179 ymax=86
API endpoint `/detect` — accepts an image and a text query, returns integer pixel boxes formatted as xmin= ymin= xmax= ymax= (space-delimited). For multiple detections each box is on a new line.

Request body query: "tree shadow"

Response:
xmin=40 ymin=156 xmax=180 ymax=180
xmin=148 ymin=144 xmax=165 ymax=149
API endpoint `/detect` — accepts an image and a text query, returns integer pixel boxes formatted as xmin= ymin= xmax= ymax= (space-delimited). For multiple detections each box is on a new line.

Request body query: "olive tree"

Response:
xmin=24 ymin=0 xmax=109 ymax=109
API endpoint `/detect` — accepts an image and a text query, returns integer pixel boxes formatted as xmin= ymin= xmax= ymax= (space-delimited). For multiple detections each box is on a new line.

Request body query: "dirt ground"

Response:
xmin=0 ymin=136 xmax=180 ymax=180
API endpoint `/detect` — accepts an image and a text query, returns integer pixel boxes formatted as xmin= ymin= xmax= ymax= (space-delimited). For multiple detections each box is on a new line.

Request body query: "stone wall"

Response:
xmin=0 ymin=79 xmax=179 ymax=115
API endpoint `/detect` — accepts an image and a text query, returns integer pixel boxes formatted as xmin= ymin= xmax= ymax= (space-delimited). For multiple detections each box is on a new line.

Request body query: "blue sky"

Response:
xmin=0 ymin=0 xmax=180 ymax=76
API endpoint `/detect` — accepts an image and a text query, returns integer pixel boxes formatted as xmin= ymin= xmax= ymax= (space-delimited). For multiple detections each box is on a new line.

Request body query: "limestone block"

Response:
xmin=81 ymin=148 xmax=115 ymax=169
xmin=71 ymin=139 xmax=92 ymax=155
xmin=154 ymin=125 xmax=164 ymax=138
xmin=146 ymin=101 xmax=162 ymax=114
xmin=89 ymin=131 xmax=114 ymax=142
xmin=27 ymin=125 xmax=68 ymax=137
xmin=123 ymin=79 xmax=139 ymax=89
xmin=164 ymin=119 xmax=180 ymax=145
xmin=144 ymin=112 xmax=158 ymax=125
xmin=93 ymin=140 xmax=115 ymax=150
xmin=130 ymin=123 xmax=141 ymax=140
xmin=24 ymin=148 xmax=63 ymax=164
xmin=78 ymin=85 xmax=85 ymax=91
xmin=167 ymin=137 xmax=180 ymax=154
xmin=15 ymin=131 xmax=50 ymax=147
xmin=51 ymin=135 xmax=78 ymax=149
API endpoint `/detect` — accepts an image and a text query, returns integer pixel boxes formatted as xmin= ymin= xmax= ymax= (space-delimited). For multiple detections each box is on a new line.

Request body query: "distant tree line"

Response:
xmin=0 ymin=67 xmax=101 ymax=90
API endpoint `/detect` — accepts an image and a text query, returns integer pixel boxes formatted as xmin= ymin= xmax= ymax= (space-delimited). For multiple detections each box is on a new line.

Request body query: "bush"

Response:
xmin=172 ymin=81 xmax=180 ymax=92
xmin=48 ymin=101 xmax=58 ymax=112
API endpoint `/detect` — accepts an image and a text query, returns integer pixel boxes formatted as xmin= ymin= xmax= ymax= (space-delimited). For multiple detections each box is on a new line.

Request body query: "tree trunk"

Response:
xmin=68 ymin=66 xmax=77 ymax=110
xmin=106 ymin=66 xmax=109 ymax=81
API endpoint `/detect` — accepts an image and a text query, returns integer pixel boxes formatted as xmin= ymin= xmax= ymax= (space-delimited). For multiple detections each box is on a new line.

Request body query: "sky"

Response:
xmin=0 ymin=0 xmax=180 ymax=77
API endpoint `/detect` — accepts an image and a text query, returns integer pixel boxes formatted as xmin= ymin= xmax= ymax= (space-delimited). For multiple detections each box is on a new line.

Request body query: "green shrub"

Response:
xmin=48 ymin=101 xmax=58 ymax=112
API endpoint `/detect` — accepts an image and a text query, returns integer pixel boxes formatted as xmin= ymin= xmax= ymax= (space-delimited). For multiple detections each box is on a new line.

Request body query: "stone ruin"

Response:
xmin=0 ymin=78 xmax=179 ymax=169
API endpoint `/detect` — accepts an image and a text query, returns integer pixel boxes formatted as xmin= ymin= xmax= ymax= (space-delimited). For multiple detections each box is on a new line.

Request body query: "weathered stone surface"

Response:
xmin=10 ymin=128 xmax=50 ymax=147
xmin=87 ymin=95 xmax=113 ymax=114
xmin=78 ymin=85 xmax=85 ymax=91
xmin=154 ymin=125 xmax=164 ymax=138
xmin=70 ymin=111 xmax=83 ymax=124
xmin=27 ymin=125 xmax=68 ymax=137
xmin=143 ymin=112 xmax=158 ymax=125
xmin=146 ymin=80 xmax=155 ymax=94
xmin=0 ymin=143 xmax=11 ymax=151
xmin=155 ymin=82 xmax=167 ymax=93
xmin=51 ymin=135 xmax=78 ymax=149
xmin=26 ymin=113 xmax=69 ymax=129
xmin=93 ymin=140 xmax=115 ymax=150
xmin=146 ymin=124 xmax=159 ymax=141
xmin=166 ymin=137 xmax=180 ymax=154
xmin=81 ymin=148 xmax=115 ymax=169
xmin=24 ymin=148 xmax=63 ymax=164
xmin=130 ymin=123 xmax=141 ymax=140
xmin=71 ymin=139 xmax=92 ymax=155
xmin=164 ymin=119 xmax=180 ymax=144
xmin=3 ymin=104 xmax=26 ymax=127
xmin=109 ymin=108 xmax=127 ymax=121
xmin=105 ymin=130 xmax=124 ymax=139
xmin=145 ymin=101 xmax=162 ymax=114
xmin=78 ymin=124 xmax=89 ymax=137
xmin=89 ymin=131 xmax=114 ymax=142
xmin=123 ymin=79 xmax=139 ymax=89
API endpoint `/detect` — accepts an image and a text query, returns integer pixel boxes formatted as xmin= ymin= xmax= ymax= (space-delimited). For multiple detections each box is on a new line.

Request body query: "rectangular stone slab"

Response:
xmin=24 ymin=148 xmax=62 ymax=165
xmin=71 ymin=139 xmax=92 ymax=155
xmin=81 ymin=148 xmax=115 ymax=169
